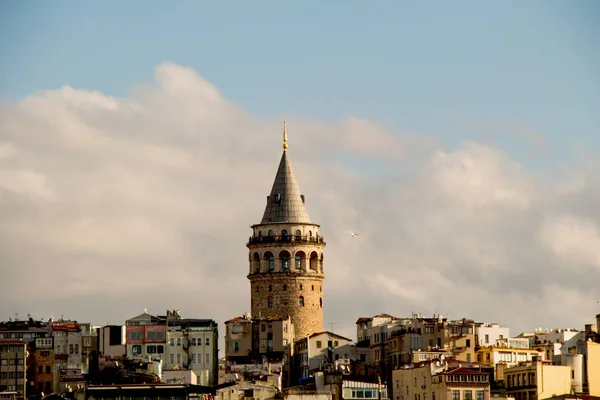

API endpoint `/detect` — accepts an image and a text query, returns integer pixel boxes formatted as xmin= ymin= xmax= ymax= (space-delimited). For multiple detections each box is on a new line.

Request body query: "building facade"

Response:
xmin=0 ymin=341 xmax=27 ymax=399
xmin=247 ymin=123 xmax=326 ymax=340
xmin=163 ymin=311 xmax=219 ymax=386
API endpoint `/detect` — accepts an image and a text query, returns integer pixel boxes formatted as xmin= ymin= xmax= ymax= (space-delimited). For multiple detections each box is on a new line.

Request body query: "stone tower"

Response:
xmin=247 ymin=122 xmax=326 ymax=340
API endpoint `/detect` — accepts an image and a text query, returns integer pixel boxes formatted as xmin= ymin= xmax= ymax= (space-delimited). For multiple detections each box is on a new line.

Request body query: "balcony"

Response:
xmin=248 ymin=235 xmax=326 ymax=246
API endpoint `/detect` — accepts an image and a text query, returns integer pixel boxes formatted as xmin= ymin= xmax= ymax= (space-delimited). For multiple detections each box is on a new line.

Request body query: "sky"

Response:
xmin=0 ymin=1 xmax=599 ymax=344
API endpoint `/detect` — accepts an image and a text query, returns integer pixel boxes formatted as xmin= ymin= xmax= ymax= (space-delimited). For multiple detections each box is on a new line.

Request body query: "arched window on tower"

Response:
xmin=295 ymin=255 xmax=301 ymax=269
xmin=320 ymin=298 xmax=322 ymax=308
xmin=268 ymin=230 xmax=273 ymax=237
xmin=281 ymin=229 xmax=288 ymax=239
xmin=265 ymin=252 xmax=275 ymax=271
xmin=269 ymin=285 xmax=272 ymax=292
xmin=299 ymin=296 xmax=304 ymax=307
xmin=268 ymin=297 xmax=273 ymax=308
xmin=295 ymin=230 xmax=301 ymax=240
xmin=279 ymin=250 xmax=290 ymax=270
xmin=258 ymin=231 xmax=262 ymax=238
xmin=283 ymin=284 xmax=287 ymax=291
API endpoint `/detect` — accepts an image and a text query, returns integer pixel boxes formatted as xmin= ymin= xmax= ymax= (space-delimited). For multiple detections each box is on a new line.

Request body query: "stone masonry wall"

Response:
xmin=250 ymin=273 xmax=324 ymax=340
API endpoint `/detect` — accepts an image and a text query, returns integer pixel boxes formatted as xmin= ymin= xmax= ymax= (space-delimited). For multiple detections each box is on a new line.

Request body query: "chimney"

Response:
xmin=596 ymin=314 xmax=600 ymax=335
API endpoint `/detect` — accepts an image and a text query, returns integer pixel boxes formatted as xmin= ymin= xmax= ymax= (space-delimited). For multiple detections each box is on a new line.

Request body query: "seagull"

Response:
xmin=348 ymin=231 xmax=359 ymax=238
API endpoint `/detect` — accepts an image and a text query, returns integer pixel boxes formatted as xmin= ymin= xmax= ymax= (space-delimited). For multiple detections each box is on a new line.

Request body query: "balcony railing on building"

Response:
xmin=248 ymin=235 xmax=326 ymax=245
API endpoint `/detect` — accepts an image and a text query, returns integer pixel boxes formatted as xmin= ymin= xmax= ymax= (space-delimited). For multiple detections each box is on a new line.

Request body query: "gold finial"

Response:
xmin=283 ymin=121 xmax=288 ymax=150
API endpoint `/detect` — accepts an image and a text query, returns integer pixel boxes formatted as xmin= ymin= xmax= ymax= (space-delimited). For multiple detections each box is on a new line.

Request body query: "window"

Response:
xmin=268 ymin=324 xmax=273 ymax=333
xmin=169 ymin=338 xmax=175 ymax=346
xmin=452 ymin=391 xmax=460 ymax=400
xmin=74 ymin=344 xmax=79 ymax=354
xmin=484 ymin=334 xmax=489 ymax=344
xmin=299 ymin=296 xmax=304 ymax=306
xmin=296 ymin=230 xmax=301 ymax=239
xmin=206 ymin=337 xmax=210 ymax=346
xmin=282 ymin=256 xmax=289 ymax=269
xmin=316 ymin=341 xmax=322 ymax=349
xmin=300 ymin=284 xmax=303 ymax=290
xmin=157 ymin=345 xmax=164 ymax=353
xmin=464 ymin=391 xmax=472 ymax=400
xmin=432 ymin=393 xmax=436 ymax=400
xmin=262 ymin=324 xmax=266 ymax=332
xmin=84 ymin=337 xmax=91 ymax=346
xmin=147 ymin=345 xmax=157 ymax=353
xmin=69 ymin=344 xmax=73 ymax=354
xmin=132 ymin=345 xmax=142 ymax=355
xmin=206 ymin=353 xmax=209 ymax=363
xmin=39 ymin=366 xmax=43 ymax=374
xmin=283 ymin=339 xmax=288 ymax=346
xmin=233 ymin=341 xmax=239 ymax=352
xmin=192 ymin=353 xmax=196 ymax=363
xmin=147 ymin=331 xmax=165 ymax=339
xmin=282 ymin=229 xmax=288 ymax=238
xmin=176 ymin=354 xmax=181 ymax=364
xmin=268 ymin=297 xmax=273 ymax=308
xmin=192 ymin=338 xmax=197 ymax=346
xmin=176 ymin=338 xmax=181 ymax=346
xmin=295 ymin=255 xmax=301 ymax=269
xmin=283 ymin=284 xmax=287 ymax=291
xmin=320 ymin=298 xmax=322 ymax=307
xmin=476 ymin=391 xmax=484 ymax=400
xmin=46 ymin=366 xmax=51 ymax=373
xmin=170 ymin=353 xmax=175 ymax=364
xmin=269 ymin=284 xmax=272 ymax=292
xmin=466 ymin=339 xmax=471 ymax=347
xmin=268 ymin=230 xmax=273 ymax=236
xmin=41 ymin=351 xmax=50 ymax=357
xmin=130 ymin=331 xmax=143 ymax=340
xmin=268 ymin=255 xmax=275 ymax=271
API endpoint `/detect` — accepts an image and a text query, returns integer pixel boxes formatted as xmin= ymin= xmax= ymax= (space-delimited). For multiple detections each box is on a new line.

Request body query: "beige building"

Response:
xmin=476 ymin=345 xmax=544 ymax=382
xmin=0 ymin=340 xmax=27 ymax=398
xmin=247 ymin=123 xmax=326 ymax=340
xmin=164 ymin=311 xmax=219 ymax=386
xmin=585 ymin=340 xmax=600 ymax=396
xmin=392 ymin=361 xmax=490 ymax=400
xmin=504 ymin=360 xmax=570 ymax=400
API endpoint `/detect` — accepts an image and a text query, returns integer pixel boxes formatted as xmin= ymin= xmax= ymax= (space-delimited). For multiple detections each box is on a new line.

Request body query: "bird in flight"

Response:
xmin=348 ymin=231 xmax=359 ymax=238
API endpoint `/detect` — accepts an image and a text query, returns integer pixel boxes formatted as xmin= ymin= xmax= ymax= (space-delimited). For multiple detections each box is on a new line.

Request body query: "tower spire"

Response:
xmin=282 ymin=121 xmax=288 ymax=150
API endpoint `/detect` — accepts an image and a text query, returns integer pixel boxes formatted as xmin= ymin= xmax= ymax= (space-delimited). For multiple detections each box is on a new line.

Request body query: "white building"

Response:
xmin=475 ymin=323 xmax=510 ymax=347
xmin=294 ymin=331 xmax=353 ymax=378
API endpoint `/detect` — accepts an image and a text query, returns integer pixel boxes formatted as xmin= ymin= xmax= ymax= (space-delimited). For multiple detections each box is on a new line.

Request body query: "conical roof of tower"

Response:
xmin=260 ymin=149 xmax=312 ymax=224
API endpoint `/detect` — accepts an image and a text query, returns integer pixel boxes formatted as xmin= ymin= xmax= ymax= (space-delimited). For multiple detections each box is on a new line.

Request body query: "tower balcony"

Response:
xmin=248 ymin=235 xmax=326 ymax=246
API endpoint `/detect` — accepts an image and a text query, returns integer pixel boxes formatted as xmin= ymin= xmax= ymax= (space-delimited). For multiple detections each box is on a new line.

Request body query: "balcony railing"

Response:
xmin=248 ymin=235 xmax=326 ymax=245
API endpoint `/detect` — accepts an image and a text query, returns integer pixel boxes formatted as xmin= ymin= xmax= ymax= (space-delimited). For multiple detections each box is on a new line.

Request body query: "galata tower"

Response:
xmin=247 ymin=122 xmax=326 ymax=340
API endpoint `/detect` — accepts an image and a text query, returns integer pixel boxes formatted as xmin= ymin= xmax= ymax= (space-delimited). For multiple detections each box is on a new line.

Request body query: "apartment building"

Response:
xmin=504 ymin=359 xmax=570 ymax=400
xmin=0 ymin=341 xmax=27 ymax=399
xmin=164 ymin=311 xmax=219 ymax=386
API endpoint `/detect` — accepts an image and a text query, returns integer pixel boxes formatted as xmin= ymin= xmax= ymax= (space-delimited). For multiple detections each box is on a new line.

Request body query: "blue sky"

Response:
xmin=1 ymin=1 xmax=599 ymax=164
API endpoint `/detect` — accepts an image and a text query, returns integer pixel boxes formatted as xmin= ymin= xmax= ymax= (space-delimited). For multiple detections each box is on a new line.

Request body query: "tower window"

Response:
xmin=320 ymin=298 xmax=322 ymax=307
xmin=295 ymin=230 xmax=301 ymax=239
xmin=295 ymin=255 xmax=301 ymax=269
xmin=300 ymin=284 xmax=303 ymax=290
xmin=268 ymin=297 xmax=273 ymax=308
xmin=268 ymin=230 xmax=273 ymax=237
xmin=274 ymin=193 xmax=281 ymax=203
xmin=256 ymin=286 xmax=259 ymax=292
xmin=301 ymin=194 xmax=305 ymax=203
xmin=309 ymin=230 xmax=312 ymax=237
xmin=266 ymin=252 xmax=274 ymax=271
xmin=283 ymin=284 xmax=287 ymax=291
xmin=282 ymin=256 xmax=289 ymax=269
xmin=269 ymin=285 xmax=272 ymax=292
xmin=282 ymin=229 xmax=288 ymax=238
xmin=258 ymin=231 xmax=262 ymax=238
xmin=299 ymin=296 xmax=304 ymax=307
xmin=312 ymin=285 xmax=314 ymax=291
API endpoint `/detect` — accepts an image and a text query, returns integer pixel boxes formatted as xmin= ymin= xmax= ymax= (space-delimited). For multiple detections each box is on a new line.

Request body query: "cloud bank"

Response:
xmin=1 ymin=62 xmax=599 ymax=341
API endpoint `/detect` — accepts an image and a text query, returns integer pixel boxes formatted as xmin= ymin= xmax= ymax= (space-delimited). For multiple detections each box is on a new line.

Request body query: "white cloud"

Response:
xmin=0 ymin=62 xmax=598 ymax=344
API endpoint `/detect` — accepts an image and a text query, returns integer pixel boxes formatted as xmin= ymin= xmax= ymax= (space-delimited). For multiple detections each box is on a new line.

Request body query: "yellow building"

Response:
xmin=587 ymin=341 xmax=600 ymax=396
xmin=504 ymin=360 xmax=570 ymax=400
xmin=392 ymin=362 xmax=490 ymax=400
